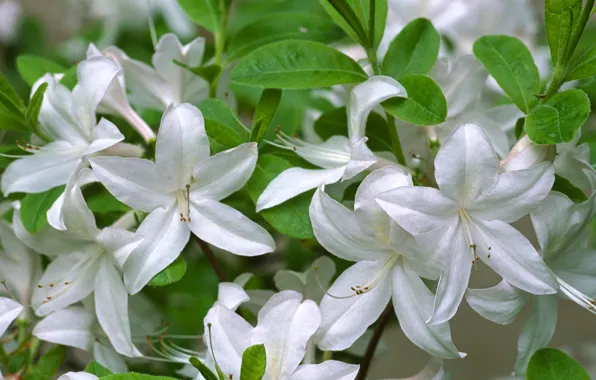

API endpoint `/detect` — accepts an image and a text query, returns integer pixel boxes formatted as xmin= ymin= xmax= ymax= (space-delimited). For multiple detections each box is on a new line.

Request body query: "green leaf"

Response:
xmin=553 ymin=174 xmax=588 ymax=202
xmin=240 ymin=344 xmax=267 ymax=380
xmin=87 ymin=191 xmax=129 ymax=213
xmin=473 ymin=35 xmax=541 ymax=114
xmin=382 ymin=74 xmax=447 ymax=125
xmin=85 ymin=360 xmax=113 ymax=377
xmin=526 ymin=89 xmax=591 ymax=144
xmin=175 ymin=60 xmax=222 ymax=84
xmin=101 ymin=373 xmax=178 ymax=380
xmin=371 ymin=0 xmax=388 ymax=49
xmin=527 ymin=348 xmax=590 ymax=380
xmin=20 ymin=186 xmax=65 ymax=233
xmin=27 ymin=345 xmax=65 ymax=380
xmin=567 ymin=45 xmax=596 ymax=80
xmin=231 ymin=40 xmax=368 ymax=89
xmin=60 ymin=66 xmax=78 ymax=90
xmin=16 ymin=55 xmax=67 ymax=87
xmin=26 ymin=82 xmax=47 ymax=127
xmin=199 ymin=98 xmax=248 ymax=135
xmin=190 ymin=357 xmax=219 ymax=380
xmin=205 ymin=119 xmax=247 ymax=153
xmin=382 ymin=18 xmax=440 ymax=79
xmin=319 ymin=0 xmax=368 ymax=45
xmin=147 ymin=256 xmax=187 ymax=287
xmin=251 ymin=89 xmax=282 ymax=143
xmin=228 ymin=13 xmax=343 ymax=61
xmin=178 ymin=0 xmax=223 ymax=33
xmin=0 ymin=73 xmax=26 ymax=115
xmin=0 ymin=107 xmax=30 ymax=132
xmin=246 ymin=155 xmax=314 ymax=239
xmin=545 ymin=0 xmax=583 ymax=67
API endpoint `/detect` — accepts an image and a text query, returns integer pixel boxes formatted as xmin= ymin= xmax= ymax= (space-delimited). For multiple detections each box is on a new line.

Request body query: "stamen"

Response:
xmin=177 ymin=186 xmax=192 ymax=223
xmin=16 ymin=140 xmax=41 ymax=153
xmin=557 ymin=277 xmax=596 ymax=315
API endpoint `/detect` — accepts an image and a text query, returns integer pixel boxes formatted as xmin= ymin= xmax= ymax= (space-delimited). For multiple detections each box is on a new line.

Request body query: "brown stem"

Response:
xmin=356 ymin=305 xmax=393 ymax=380
xmin=194 ymin=236 xmax=228 ymax=282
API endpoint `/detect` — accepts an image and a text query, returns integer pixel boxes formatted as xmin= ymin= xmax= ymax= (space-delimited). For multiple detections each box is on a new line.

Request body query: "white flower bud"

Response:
xmin=500 ymin=135 xmax=556 ymax=171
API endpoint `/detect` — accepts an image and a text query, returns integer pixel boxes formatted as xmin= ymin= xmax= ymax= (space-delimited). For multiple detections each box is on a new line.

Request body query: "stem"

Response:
xmin=194 ymin=236 xmax=227 ymax=282
xmin=355 ymin=305 xmax=393 ymax=380
xmin=386 ymin=114 xmax=407 ymax=166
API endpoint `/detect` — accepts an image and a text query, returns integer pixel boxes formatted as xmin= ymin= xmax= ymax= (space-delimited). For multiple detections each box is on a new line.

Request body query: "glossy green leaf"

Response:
xmin=319 ymin=0 xmax=368 ymax=45
xmin=0 ymin=107 xmax=30 ymax=132
xmin=20 ymin=186 xmax=65 ymax=233
xmin=231 ymin=40 xmax=368 ymax=89
xmin=526 ymin=89 xmax=591 ymax=144
xmin=190 ymin=357 xmax=218 ymax=380
xmin=567 ymin=45 xmax=596 ymax=80
xmin=382 ymin=18 xmax=440 ymax=79
xmin=147 ymin=256 xmax=187 ymax=287
xmin=382 ymin=74 xmax=447 ymax=125
xmin=85 ymin=360 xmax=113 ymax=377
xmin=246 ymin=155 xmax=314 ymax=239
xmin=473 ymin=35 xmax=541 ymax=114
xmin=545 ymin=0 xmax=582 ymax=66
xmin=371 ymin=0 xmax=388 ymax=49
xmin=16 ymin=55 xmax=67 ymax=87
xmin=178 ymin=0 xmax=223 ymax=33
xmin=240 ymin=344 xmax=267 ymax=380
xmin=205 ymin=119 xmax=247 ymax=153
xmin=251 ymin=89 xmax=282 ymax=143
xmin=227 ymin=13 xmax=343 ymax=61
xmin=27 ymin=345 xmax=65 ymax=380
xmin=527 ymin=348 xmax=590 ymax=380
xmin=26 ymin=82 xmax=47 ymax=127
xmin=0 ymin=73 xmax=26 ymax=115
xmin=199 ymin=98 xmax=247 ymax=134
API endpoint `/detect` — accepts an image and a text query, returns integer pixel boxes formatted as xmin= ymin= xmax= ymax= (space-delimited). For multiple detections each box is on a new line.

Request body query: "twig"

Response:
xmin=194 ymin=236 xmax=228 ymax=282
xmin=356 ymin=305 xmax=393 ymax=380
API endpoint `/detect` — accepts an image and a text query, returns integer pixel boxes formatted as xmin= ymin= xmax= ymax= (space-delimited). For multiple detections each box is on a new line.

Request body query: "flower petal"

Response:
xmin=392 ymin=260 xmax=464 ymax=359
xmin=0 ymin=297 xmax=23 ymax=335
xmin=217 ymin=282 xmax=250 ymax=311
xmin=434 ymin=123 xmax=499 ymax=204
xmin=156 ymin=103 xmax=209 ymax=188
xmin=310 ymin=187 xmax=390 ymax=262
xmin=93 ymin=341 xmax=128 ymax=373
xmin=316 ymin=260 xmax=392 ymax=351
xmin=95 ymin=259 xmax=142 ymax=357
xmin=60 ymin=178 xmax=100 ymax=239
xmin=376 ymin=186 xmax=458 ymax=235
xmin=252 ymin=291 xmax=321 ymax=378
xmin=191 ymin=143 xmax=257 ymax=201
xmin=256 ymin=166 xmax=346 ymax=212
xmin=189 ymin=199 xmax=275 ymax=256
xmin=90 ymin=156 xmax=174 ymax=212
xmin=33 ymin=306 xmax=93 ymax=351
xmin=288 ymin=361 xmax=360 ymax=380
xmin=152 ymin=34 xmax=188 ymax=96
xmin=96 ymin=227 xmax=143 ymax=269
xmin=465 ymin=280 xmax=529 ymax=325
xmin=84 ymin=118 xmax=125 ymax=156
xmin=472 ymin=219 xmax=558 ymax=295
xmin=343 ymin=137 xmax=378 ymax=180
xmin=57 ymin=372 xmax=98 ymax=380
xmin=348 ymin=75 xmax=406 ymax=140
xmin=469 ymin=163 xmax=555 ymax=223
xmin=514 ymin=295 xmax=558 ymax=374
xmin=123 ymin=206 xmax=190 ymax=294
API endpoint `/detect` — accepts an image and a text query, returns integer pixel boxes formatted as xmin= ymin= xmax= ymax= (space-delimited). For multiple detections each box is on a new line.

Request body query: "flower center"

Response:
xmin=458 ymin=209 xmax=492 ymax=265
xmin=177 ymin=184 xmax=191 ymax=222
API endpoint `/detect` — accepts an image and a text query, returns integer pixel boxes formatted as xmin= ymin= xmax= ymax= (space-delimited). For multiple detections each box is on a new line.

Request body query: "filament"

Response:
xmin=557 ymin=276 xmax=596 ymax=315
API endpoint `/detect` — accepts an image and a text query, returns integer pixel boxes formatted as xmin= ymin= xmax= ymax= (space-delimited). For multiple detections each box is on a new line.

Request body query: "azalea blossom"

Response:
xmin=203 ymin=290 xmax=359 ymax=380
xmin=311 ymin=166 xmax=463 ymax=359
xmin=90 ymin=103 xmax=275 ymax=294
xmin=14 ymin=175 xmax=142 ymax=358
xmin=103 ymin=34 xmax=209 ymax=111
xmin=377 ymin=123 xmax=558 ymax=325
xmin=0 ymin=296 xmax=23 ymax=379
xmin=466 ymin=191 xmax=596 ymax=374
xmin=256 ymin=75 xmax=406 ymax=211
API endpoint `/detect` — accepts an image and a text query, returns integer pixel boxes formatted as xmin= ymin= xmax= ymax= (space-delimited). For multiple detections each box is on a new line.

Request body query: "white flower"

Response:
xmin=1 ymin=56 xmax=129 ymax=196
xmin=466 ymin=191 xmax=596 ymax=374
xmin=34 ymin=305 xmax=128 ymax=373
xmin=554 ymin=132 xmax=596 ymax=196
xmin=500 ymin=135 xmax=556 ymax=172
xmin=256 ymin=76 xmax=406 ymax=211
xmin=311 ymin=166 xmax=463 ymax=359
xmin=15 ymin=177 xmax=143 ymax=358
xmin=58 ymin=372 xmax=99 ymax=380
xmin=103 ymin=34 xmax=209 ymax=111
xmin=0 ymin=0 xmax=21 ymax=43
xmin=0 ymin=297 xmax=22 ymax=336
xmin=90 ymin=103 xmax=275 ymax=294
xmin=377 ymin=123 xmax=558 ymax=325
xmin=203 ymin=290 xmax=359 ymax=380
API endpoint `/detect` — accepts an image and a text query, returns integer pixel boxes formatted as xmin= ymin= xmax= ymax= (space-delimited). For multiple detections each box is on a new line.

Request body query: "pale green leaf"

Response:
xmin=147 ymin=256 xmax=187 ymax=287
xmin=527 ymin=348 xmax=590 ymax=380
xmin=240 ymin=344 xmax=267 ymax=380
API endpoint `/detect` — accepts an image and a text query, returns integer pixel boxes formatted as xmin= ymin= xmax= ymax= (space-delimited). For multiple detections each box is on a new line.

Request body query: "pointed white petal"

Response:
xmin=191 ymin=143 xmax=258 ymax=201
xmin=189 ymin=199 xmax=275 ymax=256
xmin=252 ymin=291 xmax=320 ymax=378
xmin=288 ymin=361 xmax=360 ymax=380
xmin=0 ymin=297 xmax=23 ymax=335
xmin=514 ymin=295 xmax=558 ymax=374
xmin=376 ymin=186 xmax=458 ymax=235
xmin=466 ymin=281 xmax=529 ymax=325
xmin=95 ymin=260 xmax=142 ymax=357
xmin=93 ymin=341 xmax=128 ymax=373
xmin=435 ymin=123 xmax=499 ymax=204
xmin=90 ymin=156 xmax=174 ymax=212
xmin=152 ymin=34 xmax=187 ymax=97
xmin=123 ymin=206 xmax=190 ymax=294
xmin=472 ymin=219 xmax=558 ymax=295
xmin=217 ymin=282 xmax=249 ymax=311
xmin=348 ymin=76 xmax=406 ymax=140
xmin=292 ymin=135 xmax=351 ymax=169
xmin=47 ymin=166 xmax=97 ymax=231
xmin=317 ymin=260 xmax=393 ymax=351
xmin=33 ymin=306 xmax=94 ymax=350
xmin=96 ymin=227 xmax=143 ymax=269
xmin=392 ymin=261 xmax=464 ymax=359
xmin=156 ymin=103 xmax=209 ymax=188
xmin=310 ymin=188 xmax=391 ymax=262
xmin=343 ymin=137 xmax=378 ymax=180
xmin=84 ymin=118 xmax=125 ymax=155
xmin=256 ymin=166 xmax=345 ymax=212
xmin=60 ymin=178 xmax=100 ymax=239
xmin=470 ymin=163 xmax=555 ymax=223
xmin=57 ymin=372 xmax=99 ymax=380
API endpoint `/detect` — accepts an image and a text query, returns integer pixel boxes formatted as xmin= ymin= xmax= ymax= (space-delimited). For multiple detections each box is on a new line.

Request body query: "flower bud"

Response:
xmin=500 ymin=135 xmax=556 ymax=171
